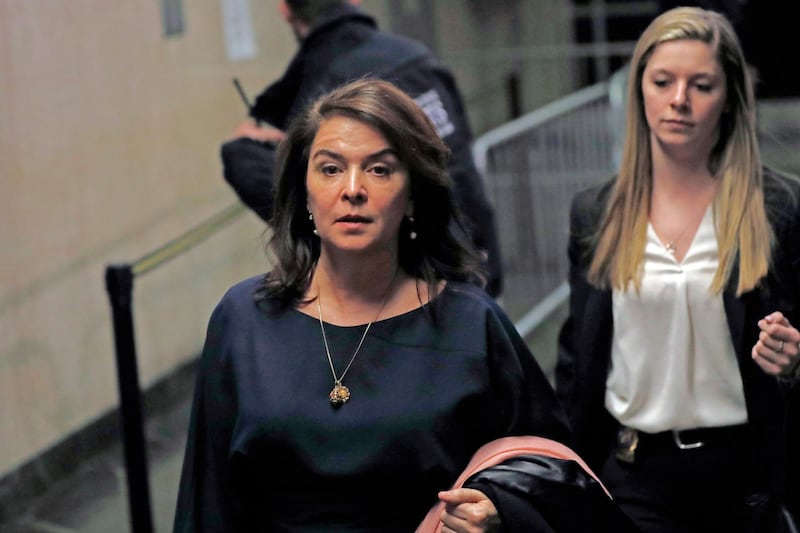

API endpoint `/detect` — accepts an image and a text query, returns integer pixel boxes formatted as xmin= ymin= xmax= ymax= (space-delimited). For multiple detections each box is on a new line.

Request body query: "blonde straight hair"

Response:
xmin=588 ymin=7 xmax=771 ymax=295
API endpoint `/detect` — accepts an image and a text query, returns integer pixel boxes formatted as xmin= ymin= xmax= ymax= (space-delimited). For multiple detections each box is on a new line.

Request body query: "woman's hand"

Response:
xmin=437 ymin=488 xmax=500 ymax=533
xmin=752 ymin=311 xmax=800 ymax=378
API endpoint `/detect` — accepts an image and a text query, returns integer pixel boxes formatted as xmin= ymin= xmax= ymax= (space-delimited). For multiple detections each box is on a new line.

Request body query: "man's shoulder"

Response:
xmin=328 ymin=30 xmax=434 ymax=79
xmin=366 ymin=31 xmax=432 ymax=58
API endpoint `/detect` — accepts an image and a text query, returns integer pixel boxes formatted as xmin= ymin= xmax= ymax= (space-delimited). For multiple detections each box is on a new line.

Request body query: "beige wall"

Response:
xmin=0 ymin=0 xmax=578 ymax=476
xmin=434 ymin=0 xmax=578 ymax=134
xmin=0 ymin=0 xmax=296 ymax=475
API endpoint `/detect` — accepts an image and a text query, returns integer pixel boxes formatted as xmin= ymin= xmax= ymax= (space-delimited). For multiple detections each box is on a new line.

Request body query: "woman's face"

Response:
xmin=641 ymin=39 xmax=728 ymax=160
xmin=306 ymin=115 xmax=412 ymax=258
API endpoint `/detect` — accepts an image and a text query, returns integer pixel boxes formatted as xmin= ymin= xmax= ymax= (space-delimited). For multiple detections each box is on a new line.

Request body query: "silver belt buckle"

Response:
xmin=671 ymin=429 xmax=704 ymax=450
xmin=615 ymin=426 xmax=639 ymax=463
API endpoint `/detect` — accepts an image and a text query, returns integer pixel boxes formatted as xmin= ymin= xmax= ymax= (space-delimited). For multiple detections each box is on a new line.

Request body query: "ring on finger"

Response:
xmin=777 ymin=340 xmax=784 ymax=353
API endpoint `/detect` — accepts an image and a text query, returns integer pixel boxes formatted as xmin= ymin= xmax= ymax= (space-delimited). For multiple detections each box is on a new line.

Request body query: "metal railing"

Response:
xmin=474 ymin=81 xmax=617 ymax=337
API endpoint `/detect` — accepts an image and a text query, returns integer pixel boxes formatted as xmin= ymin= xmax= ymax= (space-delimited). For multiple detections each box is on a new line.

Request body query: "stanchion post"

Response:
xmin=105 ymin=264 xmax=154 ymax=533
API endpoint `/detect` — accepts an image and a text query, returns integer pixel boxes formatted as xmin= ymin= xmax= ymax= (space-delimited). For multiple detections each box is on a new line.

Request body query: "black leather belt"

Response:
xmin=615 ymin=423 xmax=750 ymax=463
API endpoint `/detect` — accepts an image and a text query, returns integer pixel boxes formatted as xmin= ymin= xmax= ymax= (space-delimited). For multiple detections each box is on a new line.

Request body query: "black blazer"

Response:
xmin=555 ymin=167 xmax=800 ymax=513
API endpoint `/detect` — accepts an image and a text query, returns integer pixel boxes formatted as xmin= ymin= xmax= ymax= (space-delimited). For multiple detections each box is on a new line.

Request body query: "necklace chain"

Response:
xmin=662 ymin=206 xmax=708 ymax=255
xmin=664 ymin=225 xmax=693 ymax=254
xmin=317 ymin=301 xmax=375 ymax=386
xmin=316 ymin=273 xmax=396 ymax=406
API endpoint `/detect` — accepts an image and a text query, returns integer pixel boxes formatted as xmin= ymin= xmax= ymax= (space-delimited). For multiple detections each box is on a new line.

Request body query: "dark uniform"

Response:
xmin=221 ymin=3 xmax=503 ymax=296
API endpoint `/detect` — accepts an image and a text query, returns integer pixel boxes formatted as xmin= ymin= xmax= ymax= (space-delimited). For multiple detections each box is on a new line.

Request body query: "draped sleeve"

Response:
xmin=477 ymin=291 xmax=571 ymax=444
xmin=173 ymin=289 xmax=241 ymax=533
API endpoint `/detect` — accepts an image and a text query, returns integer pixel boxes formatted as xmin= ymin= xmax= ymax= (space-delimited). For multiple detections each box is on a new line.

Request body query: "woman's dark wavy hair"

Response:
xmin=257 ymin=78 xmax=486 ymax=307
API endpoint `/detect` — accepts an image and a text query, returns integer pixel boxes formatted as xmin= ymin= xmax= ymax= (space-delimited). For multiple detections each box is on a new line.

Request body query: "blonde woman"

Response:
xmin=556 ymin=7 xmax=800 ymax=532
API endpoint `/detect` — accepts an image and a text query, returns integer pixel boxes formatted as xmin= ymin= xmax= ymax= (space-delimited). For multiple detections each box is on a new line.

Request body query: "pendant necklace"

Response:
xmin=662 ymin=209 xmax=704 ymax=255
xmin=316 ymin=273 xmax=396 ymax=406
xmin=664 ymin=234 xmax=686 ymax=255
xmin=659 ymin=190 xmax=714 ymax=256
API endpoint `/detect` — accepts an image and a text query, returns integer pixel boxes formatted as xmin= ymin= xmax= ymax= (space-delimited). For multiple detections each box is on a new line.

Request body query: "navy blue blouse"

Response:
xmin=174 ymin=277 xmax=569 ymax=532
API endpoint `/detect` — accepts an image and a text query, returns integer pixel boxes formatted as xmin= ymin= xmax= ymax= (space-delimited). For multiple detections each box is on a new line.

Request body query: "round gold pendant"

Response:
xmin=329 ymin=383 xmax=351 ymax=405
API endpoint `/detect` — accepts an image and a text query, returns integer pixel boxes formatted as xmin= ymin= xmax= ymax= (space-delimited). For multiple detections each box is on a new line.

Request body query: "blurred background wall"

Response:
xmin=0 ymin=0 xmax=279 ymax=478
xmin=0 ymin=0 xmax=590 ymax=482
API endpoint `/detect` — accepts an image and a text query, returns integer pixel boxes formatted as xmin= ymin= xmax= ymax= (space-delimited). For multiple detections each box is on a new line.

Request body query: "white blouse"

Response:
xmin=605 ymin=207 xmax=748 ymax=432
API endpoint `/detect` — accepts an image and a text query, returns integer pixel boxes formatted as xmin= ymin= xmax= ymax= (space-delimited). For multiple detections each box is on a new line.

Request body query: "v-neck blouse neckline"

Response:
xmin=648 ymin=203 xmax=714 ymax=266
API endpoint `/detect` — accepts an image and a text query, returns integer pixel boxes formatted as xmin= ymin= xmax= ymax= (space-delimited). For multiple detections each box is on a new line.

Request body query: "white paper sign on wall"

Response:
xmin=221 ymin=0 xmax=258 ymax=61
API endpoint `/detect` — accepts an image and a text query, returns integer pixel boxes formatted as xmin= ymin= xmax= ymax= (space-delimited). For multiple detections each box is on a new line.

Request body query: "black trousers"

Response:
xmin=599 ymin=426 xmax=776 ymax=533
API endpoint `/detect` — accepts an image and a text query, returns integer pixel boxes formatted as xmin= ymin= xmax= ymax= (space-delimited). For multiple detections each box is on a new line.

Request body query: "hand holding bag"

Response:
xmin=416 ymin=436 xmax=637 ymax=533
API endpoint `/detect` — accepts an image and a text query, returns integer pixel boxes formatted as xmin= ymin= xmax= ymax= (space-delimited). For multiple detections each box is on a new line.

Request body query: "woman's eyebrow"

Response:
xmin=310 ymin=147 xmax=398 ymax=162
xmin=311 ymin=149 xmax=345 ymax=162
xmin=364 ymin=148 xmax=399 ymax=162
xmin=647 ymin=66 xmax=720 ymax=78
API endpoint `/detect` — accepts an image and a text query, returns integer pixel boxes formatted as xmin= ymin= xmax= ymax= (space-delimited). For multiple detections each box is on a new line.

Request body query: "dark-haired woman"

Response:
xmin=173 ymin=79 xmax=632 ymax=532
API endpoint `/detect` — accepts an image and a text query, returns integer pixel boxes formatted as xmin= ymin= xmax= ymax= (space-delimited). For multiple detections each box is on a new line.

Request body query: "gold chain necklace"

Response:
xmin=663 ymin=222 xmax=694 ymax=255
xmin=316 ymin=275 xmax=395 ymax=406
xmin=660 ymin=207 xmax=707 ymax=255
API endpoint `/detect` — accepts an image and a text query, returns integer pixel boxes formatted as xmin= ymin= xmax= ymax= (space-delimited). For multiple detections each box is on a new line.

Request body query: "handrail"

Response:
xmin=473 ymin=81 xmax=608 ymax=176
xmin=131 ymin=202 xmax=247 ymax=276
xmin=104 ymin=201 xmax=248 ymax=533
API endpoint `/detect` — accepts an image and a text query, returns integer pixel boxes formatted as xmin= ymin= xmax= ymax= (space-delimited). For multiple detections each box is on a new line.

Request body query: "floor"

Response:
xmin=1 ymin=394 xmax=191 ymax=533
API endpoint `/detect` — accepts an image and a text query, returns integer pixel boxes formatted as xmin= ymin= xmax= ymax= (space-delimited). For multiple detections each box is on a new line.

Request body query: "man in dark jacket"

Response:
xmin=222 ymin=0 xmax=503 ymax=296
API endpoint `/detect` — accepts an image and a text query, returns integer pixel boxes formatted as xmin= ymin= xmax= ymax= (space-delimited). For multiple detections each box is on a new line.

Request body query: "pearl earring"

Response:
xmin=309 ymin=211 xmax=319 ymax=236
xmin=408 ymin=216 xmax=417 ymax=240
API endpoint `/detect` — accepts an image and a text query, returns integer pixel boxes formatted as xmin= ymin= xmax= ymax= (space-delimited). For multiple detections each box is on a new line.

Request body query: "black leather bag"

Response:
xmin=465 ymin=455 xmax=641 ymax=533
